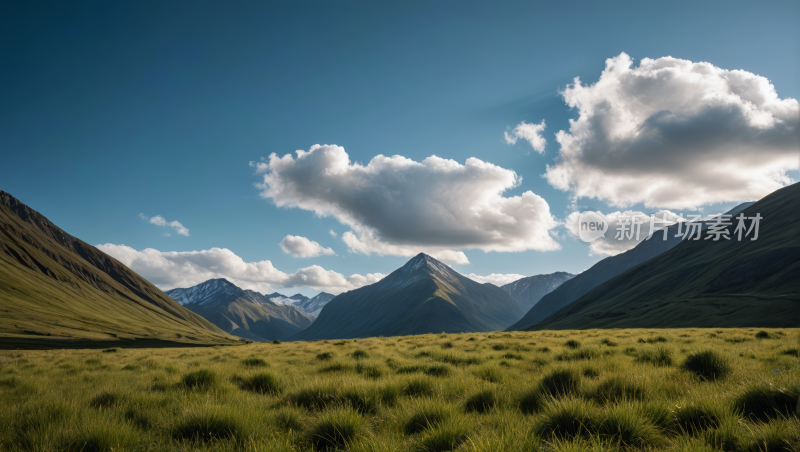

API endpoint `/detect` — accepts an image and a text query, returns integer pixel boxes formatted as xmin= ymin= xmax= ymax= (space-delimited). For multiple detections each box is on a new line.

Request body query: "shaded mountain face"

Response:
xmin=501 ymin=272 xmax=575 ymax=308
xmin=267 ymin=291 xmax=335 ymax=317
xmin=292 ymin=253 xmax=527 ymax=341
xmin=530 ymin=184 xmax=800 ymax=330
xmin=166 ymin=279 xmax=313 ymax=341
xmin=507 ymin=201 xmax=755 ymax=331
xmin=0 ymin=191 xmax=233 ymax=344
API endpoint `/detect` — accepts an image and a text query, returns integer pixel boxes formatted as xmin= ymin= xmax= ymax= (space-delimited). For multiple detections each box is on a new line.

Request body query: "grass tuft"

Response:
xmin=89 ymin=391 xmax=120 ymax=409
xmin=424 ymin=364 xmax=451 ymax=377
xmin=179 ymin=369 xmax=218 ymax=390
xmin=238 ymin=372 xmax=282 ymax=394
xmin=734 ymin=384 xmax=798 ymax=421
xmin=309 ymin=409 xmax=365 ymax=451
xmin=241 ymin=357 xmax=268 ymax=367
xmin=539 ymin=368 xmax=581 ymax=397
xmin=404 ymin=405 xmax=449 ymax=434
xmin=403 ymin=378 xmax=435 ymax=397
xmin=634 ymin=346 xmax=673 ymax=366
xmin=682 ymin=350 xmax=731 ymax=381
xmin=565 ymin=339 xmax=581 ymax=349
xmin=173 ymin=413 xmax=244 ymax=442
xmin=464 ymin=390 xmax=497 ymax=413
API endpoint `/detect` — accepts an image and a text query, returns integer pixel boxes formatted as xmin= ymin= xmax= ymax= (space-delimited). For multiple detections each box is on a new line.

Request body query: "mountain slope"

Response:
xmin=292 ymin=253 xmax=527 ymax=340
xmin=507 ymin=202 xmax=755 ymax=331
xmin=531 ymin=183 xmax=800 ymax=329
xmin=166 ymin=279 xmax=314 ymax=341
xmin=501 ymin=272 xmax=575 ymax=308
xmin=0 ymin=191 xmax=234 ymax=344
xmin=267 ymin=291 xmax=335 ymax=317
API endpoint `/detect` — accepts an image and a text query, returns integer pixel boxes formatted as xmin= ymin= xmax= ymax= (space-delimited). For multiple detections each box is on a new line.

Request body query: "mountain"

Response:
xmin=507 ymin=201 xmax=755 ymax=331
xmin=0 ymin=191 xmax=234 ymax=345
xmin=501 ymin=272 xmax=575 ymax=308
xmin=267 ymin=291 xmax=336 ymax=317
xmin=528 ymin=183 xmax=800 ymax=330
xmin=166 ymin=279 xmax=313 ymax=341
xmin=292 ymin=253 xmax=527 ymax=340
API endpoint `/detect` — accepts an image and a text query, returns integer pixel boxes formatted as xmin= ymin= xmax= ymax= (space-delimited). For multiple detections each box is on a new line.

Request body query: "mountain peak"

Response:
xmin=165 ymin=278 xmax=241 ymax=305
xmin=402 ymin=253 xmax=449 ymax=273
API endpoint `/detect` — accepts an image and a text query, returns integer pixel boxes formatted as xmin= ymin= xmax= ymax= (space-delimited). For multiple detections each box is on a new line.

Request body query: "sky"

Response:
xmin=2 ymin=1 xmax=798 ymax=297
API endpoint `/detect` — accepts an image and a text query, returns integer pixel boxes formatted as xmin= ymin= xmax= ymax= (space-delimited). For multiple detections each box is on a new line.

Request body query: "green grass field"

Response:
xmin=1 ymin=328 xmax=798 ymax=451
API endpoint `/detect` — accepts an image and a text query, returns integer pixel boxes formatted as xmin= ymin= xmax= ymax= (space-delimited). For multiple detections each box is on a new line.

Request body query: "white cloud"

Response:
xmin=463 ymin=273 xmax=525 ymax=286
xmin=545 ymin=53 xmax=800 ymax=210
xmin=279 ymin=235 xmax=336 ymax=258
xmin=140 ymin=214 xmax=191 ymax=237
xmin=504 ymin=120 xmax=547 ymax=153
xmin=328 ymin=229 xmax=338 ymax=239
xmin=565 ymin=209 xmax=681 ymax=256
xmin=97 ymin=244 xmax=384 ymax=295
xmin=251 ymin=145 xmax=560 ymax=264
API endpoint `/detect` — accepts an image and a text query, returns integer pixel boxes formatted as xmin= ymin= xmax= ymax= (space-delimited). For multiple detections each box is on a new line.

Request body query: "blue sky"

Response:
xmin=2 ymin=1 xmax=798 ymax=296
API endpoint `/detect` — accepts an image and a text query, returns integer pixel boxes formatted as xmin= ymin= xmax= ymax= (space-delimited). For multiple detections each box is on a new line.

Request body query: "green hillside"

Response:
xmin=0 ymin=191 xmax=236 ymax=346
xmin=530 ymin=182 xmax=800 ymax=330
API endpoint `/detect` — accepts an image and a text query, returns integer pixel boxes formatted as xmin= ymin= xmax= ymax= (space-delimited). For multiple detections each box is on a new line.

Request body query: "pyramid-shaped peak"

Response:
xmin=401 ymin=253 xmax=452 ymax=274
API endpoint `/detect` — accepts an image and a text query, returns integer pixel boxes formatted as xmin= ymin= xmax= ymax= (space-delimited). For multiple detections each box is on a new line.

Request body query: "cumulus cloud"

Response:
xmin=545 ymin=53 xmax=800 ymax=210
xmin=97 ymin=244 xmax=384 ymax=295
xmin=504 ymin=120 xmax=547 ymax=153
xmin=328 ymin=229 xmax=338 ymax=239
xmin=279 ymin=235 xmax=336 ymax=258
xmin=463 ymin=273 xmax=525 ymax=286
xmin=139 ymin=214 xmax=190 ymax=236
xmin=565 ymin=209 xmax=681 ymax=256
xmin=251 ymin=145 xmax=560 ymax=264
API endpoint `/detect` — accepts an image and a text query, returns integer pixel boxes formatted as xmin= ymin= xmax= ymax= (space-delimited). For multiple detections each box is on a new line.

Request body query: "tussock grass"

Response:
xmin=683 ymin=350 xmax=732 ymax=381
xmin=309 ymin=408 xmax=365 ymax=450
xmin=236 ymin=372 xmax=282 ymax=394
xmin=241 ymin=357 xmax=268 ymax=367
xmin=1 ymin=327 xmax=798 ymax=451
xmin=634 ymin=346 xmax=673 ymax=366
xmin=734 ymin=384 xmax=798 ymax=421
xmin=464 ymin=390 xmax=497 ymax=413
xmin=179 ymin=369 xmax=217 ymax=390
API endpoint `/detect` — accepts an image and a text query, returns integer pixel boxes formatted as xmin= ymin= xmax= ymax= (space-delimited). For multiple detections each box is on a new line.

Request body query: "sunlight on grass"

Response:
xmin=0 ymin=327 xmax=796 ymax=451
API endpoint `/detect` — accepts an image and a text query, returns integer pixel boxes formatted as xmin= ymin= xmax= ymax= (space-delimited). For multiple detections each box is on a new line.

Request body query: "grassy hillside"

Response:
xmin=531 ymin=183 xmax=800 ymax=330
xmin=0 ymin=328 xmax=797 ymax=451
xmin=0 ymin=191 xmax=236 ymax=346
xmin=508 ymin=202 xmax=754 ymax=332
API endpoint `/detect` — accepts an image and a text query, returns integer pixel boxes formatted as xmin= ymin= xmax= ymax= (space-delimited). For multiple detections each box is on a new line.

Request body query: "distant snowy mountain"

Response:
xmin=267 ymin=291 xmax=335 ymax=317
xmin=166 ymin=279 xmax=313 ymax=341
xmin=501 ymin=272 xmax=575 ymax=308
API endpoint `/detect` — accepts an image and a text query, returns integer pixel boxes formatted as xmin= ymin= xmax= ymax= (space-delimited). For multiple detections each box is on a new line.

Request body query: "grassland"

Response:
xmin=0 ymin=328 xmax=798 ymax=451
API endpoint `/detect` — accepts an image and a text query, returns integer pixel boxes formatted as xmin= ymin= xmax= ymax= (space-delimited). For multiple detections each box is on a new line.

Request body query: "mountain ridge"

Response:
xmin=292 ymin=253 xmax=526 ymax=340
xmin=166 ymin=279 xmax=313 ymax=341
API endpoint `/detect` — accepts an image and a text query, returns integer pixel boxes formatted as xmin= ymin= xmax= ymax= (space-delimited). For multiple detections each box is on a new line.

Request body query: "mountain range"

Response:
xmin=165 ymin=279 xmax=314 ymax=341
xmin=0 ymin=191 xmax=233 ymax=346
xmin=507 ymin=201 xmax=755 ymax=331
xmin=527 ymin=183 xmax=800 ymax=329
xmin=293 ymin=253 xmax=527 ymax=340
xmin=267 ymin=291 xmax=335 ymax=317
